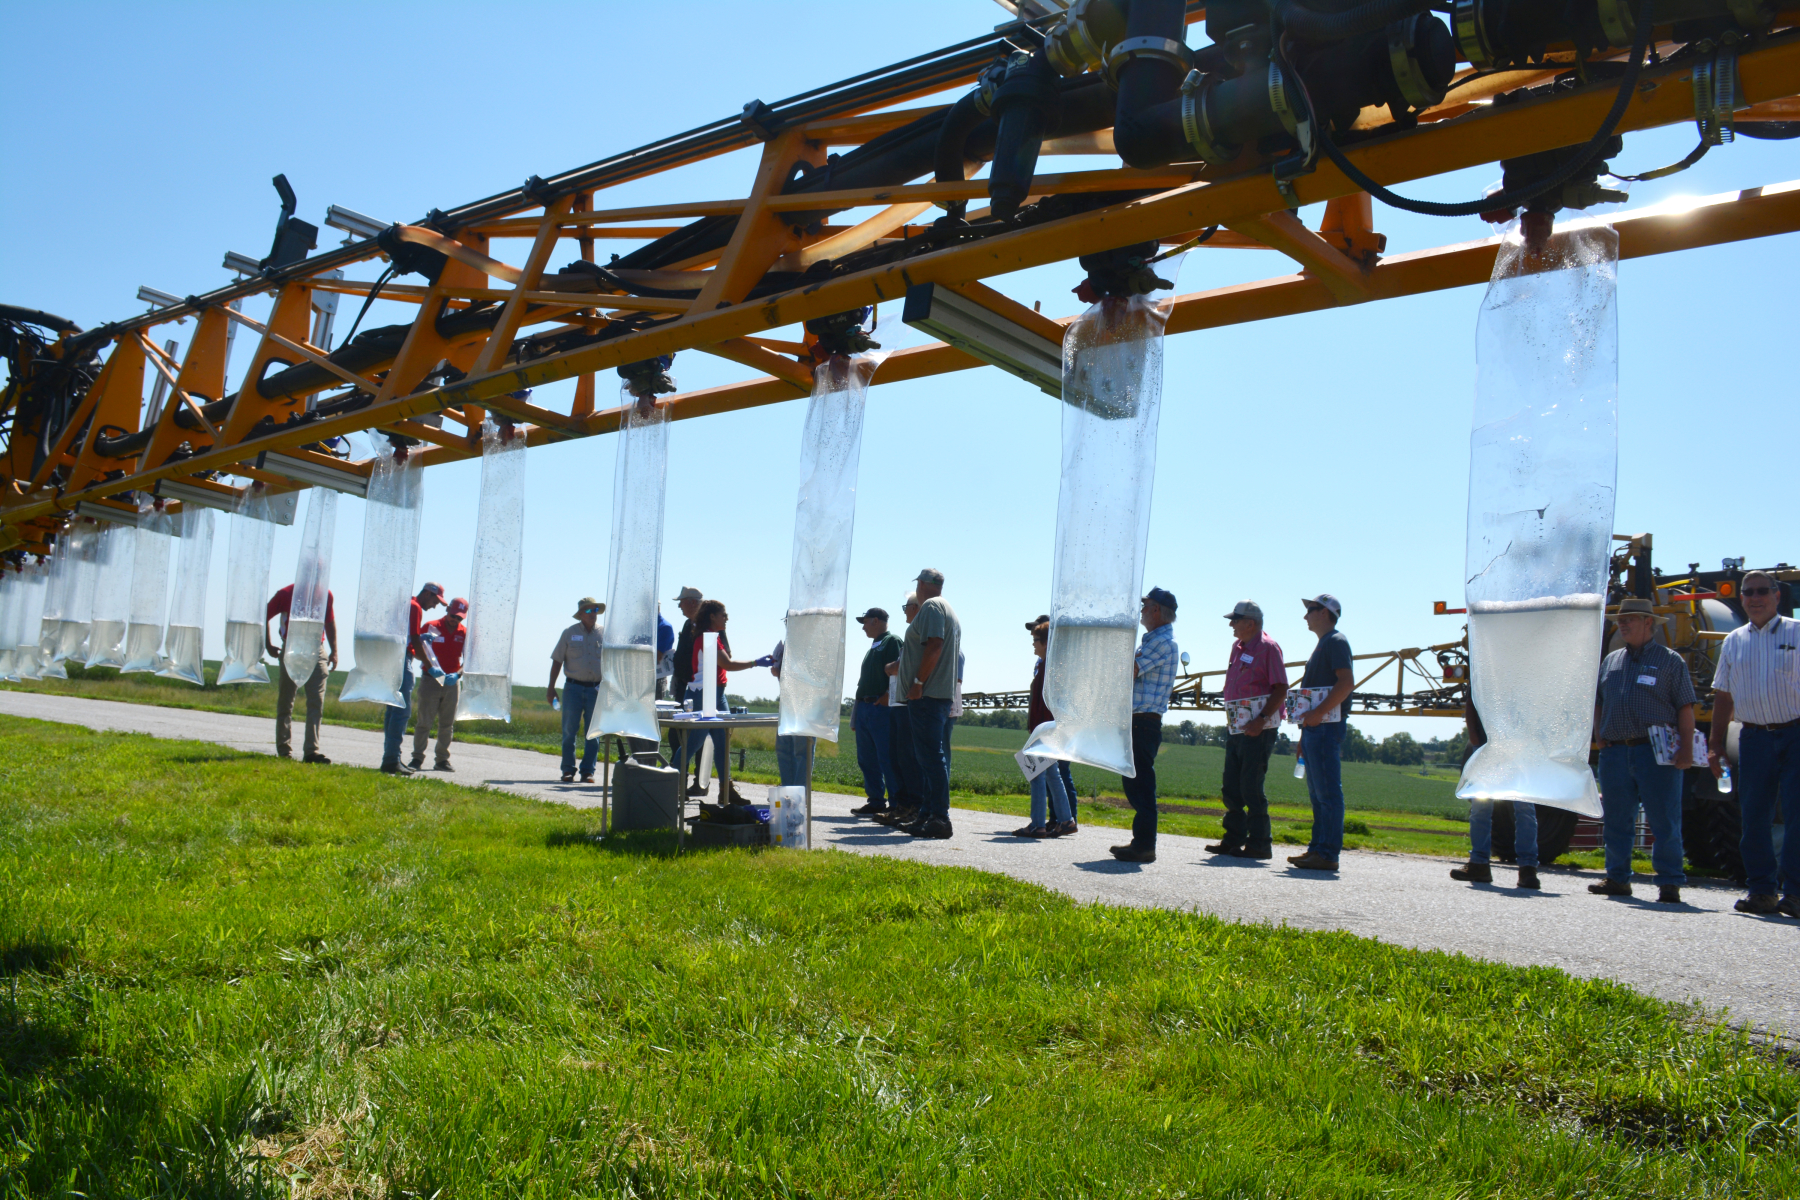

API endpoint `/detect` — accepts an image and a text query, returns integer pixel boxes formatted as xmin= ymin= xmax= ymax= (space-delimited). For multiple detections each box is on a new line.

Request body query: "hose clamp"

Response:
xmin=1105 ymin=36 xmax=1192 ymax=89
xmin=1268 ymin=61 xmax=1299 ymax=136
xmin=1387 ymin=15 xmax=1447 ymax=112
xmin=1453 ymin=0 xmax=1496 ymax=69
xmin=1693 ymin=47 xmax=1741 ymax=145
xmin=1178 ymin=69 xmax=1231 ymax=164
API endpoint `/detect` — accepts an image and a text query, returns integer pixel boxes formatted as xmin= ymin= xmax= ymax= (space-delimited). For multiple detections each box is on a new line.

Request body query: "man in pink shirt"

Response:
xmin=1208 ymin=600 xmax=1289 ymax=860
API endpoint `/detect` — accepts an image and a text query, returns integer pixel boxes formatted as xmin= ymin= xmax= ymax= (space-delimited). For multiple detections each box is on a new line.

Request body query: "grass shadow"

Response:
xmin=544 ymin=827 xmax=679 ymax=858
xmin=1 ymin=939 xmax=75 ymax=978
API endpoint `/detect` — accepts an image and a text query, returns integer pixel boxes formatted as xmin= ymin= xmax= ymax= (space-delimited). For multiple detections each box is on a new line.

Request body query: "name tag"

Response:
xmin=1239 ymin=653 xmax=1255 ymax=665
xmin=570 ymin=634 xmax=583 ymax=642
xmin=1636 ymin=674 xmax=1656 ymax=686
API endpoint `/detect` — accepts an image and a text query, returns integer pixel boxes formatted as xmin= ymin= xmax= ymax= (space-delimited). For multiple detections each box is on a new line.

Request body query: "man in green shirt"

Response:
xmin=850 ymin=607 xmax=903 ymax=816
xmin=896 ymin=568 xmax=961 ymax=839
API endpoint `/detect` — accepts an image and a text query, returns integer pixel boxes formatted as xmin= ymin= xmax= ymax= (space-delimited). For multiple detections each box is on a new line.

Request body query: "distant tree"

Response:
xmin=1274 ymin=732 xmax=1294 ymax=756
xmin=1440 ymin=729 xmax=1470 ymax=763
xmin=961 ymin=709 xmax=1026 ymax=729
xmin=1377 ymin=732 xmax=1425 ymax=766
xmin=1342 ymin=724 xmax=1376 ymax=763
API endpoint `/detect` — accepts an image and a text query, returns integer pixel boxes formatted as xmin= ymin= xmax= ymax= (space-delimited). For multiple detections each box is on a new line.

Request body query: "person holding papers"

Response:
xmin=1590 ymin=596 xmax=1697 ymax=905
xmin=1289 ymin=595 xmax=1354 ymax=873
xmin=1207 ymin=600 xmax=1287 ymax=861
xmin=1013 ymin=619 xmax=1076 ymax=839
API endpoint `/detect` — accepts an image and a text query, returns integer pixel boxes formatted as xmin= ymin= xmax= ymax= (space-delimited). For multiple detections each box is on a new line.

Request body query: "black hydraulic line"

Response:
xmin=934 ymin=90 xmax=990 ymax=187
xmin=1608 ymin=139 xmax=1711 ymax=181
xmin=1269 ymin=0 xmax=1435 ymax=43
xmin=0 ymin=304 xmax=82 ymax=335
xmin=1112 ymin=0 xmax=1190 ymax=170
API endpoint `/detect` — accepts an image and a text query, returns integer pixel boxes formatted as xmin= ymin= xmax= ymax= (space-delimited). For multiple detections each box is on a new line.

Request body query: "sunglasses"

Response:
xmin=1304 ymin=604 xmax=1325 ymax=614
xmin=1742 ymin=586 xmax=1777 ymax=598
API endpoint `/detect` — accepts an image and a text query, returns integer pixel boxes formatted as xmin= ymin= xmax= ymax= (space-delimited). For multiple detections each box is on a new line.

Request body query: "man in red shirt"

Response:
xmin=264 ymin=583 xmax=339 ymax=763
xmin=383 ymin=582 xmax=445 ymax=775
xmin=1208 ymin=600 xmax=1289 ymax=861
xmin=411 ymin=597 xmax=467 ymax=771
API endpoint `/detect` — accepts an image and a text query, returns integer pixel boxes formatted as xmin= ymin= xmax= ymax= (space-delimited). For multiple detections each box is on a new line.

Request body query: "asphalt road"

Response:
xmin=4 ymin=689 xmax=1794 ymax=1038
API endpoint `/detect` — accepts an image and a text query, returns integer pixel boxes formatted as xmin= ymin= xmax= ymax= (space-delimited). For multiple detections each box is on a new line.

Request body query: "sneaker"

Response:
xmin=304 ymin=753 xmax=333 ymax=765
xmin=409 ymin=758 xmax=424 ymax=771
xmin=688 ymin=782 xmax=711 ymax=796
xmin=918 ymin=818 xmax=954 ymax=840
xmin=1736 ymin=893 xmax=1780 ymax=915
xmin=851 ymin=802 xmax=886 ymax=817
xmin=434 ymin=762 xmax=454 ymax=772
xmin=1449 ymin=862 xmax=1493 ymax=884
xmin=380 ymin=761 xmax=412 ymax=775
xmin=898 ymin=818 xmax=930 ymax=836
xmin=1205 ymin=842 xmax=1244 ymax=856
xmin=1517 ymin=867 xmax=1541 ymax=891
xmin=1050 ymin=820 xmax=1078 ymax=837
xmin=1587 ymin=879 xmax=1632 ymax=897
xmin=561 ymin=772 xmax=576 ymax=783
xmin=1111 ymin=844 xmax=1155 ymax=863
xmin=1657 ymin=886 xmax=1682 ymax=905
xmin=1287 ymin=852 xmax=1339 ymax=871
xmin=879 ymin=806 xmax=919 ymax=828
xmin=1777 ymin=896 xmax=1800 ymax=919
xmin=1013 ymin=824 xmax=1049 ymax=838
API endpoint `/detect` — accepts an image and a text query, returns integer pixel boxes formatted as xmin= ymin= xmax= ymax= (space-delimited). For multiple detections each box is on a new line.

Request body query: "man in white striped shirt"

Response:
xmin=1708 ymin=570 xmax=1800 ymax=917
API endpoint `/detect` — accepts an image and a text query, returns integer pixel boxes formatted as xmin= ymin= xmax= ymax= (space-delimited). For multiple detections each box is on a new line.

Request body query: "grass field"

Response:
xmin=3 ymin=715 xmax=1794 ymax=1198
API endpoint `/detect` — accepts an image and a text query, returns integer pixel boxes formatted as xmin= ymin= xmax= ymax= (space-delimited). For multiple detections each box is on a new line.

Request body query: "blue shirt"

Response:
xmin=1133 ymin=623 xmax=1179 ymax=714
xmin=657 ymin=612 xmax=675 ymax=656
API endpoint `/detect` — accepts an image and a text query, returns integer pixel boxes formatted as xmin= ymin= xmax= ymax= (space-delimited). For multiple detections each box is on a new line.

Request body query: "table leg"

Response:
xmin=804 ymin=735 xmax=815 ymax=849
xmin=720 ymin=729 xmax=733 ymax=806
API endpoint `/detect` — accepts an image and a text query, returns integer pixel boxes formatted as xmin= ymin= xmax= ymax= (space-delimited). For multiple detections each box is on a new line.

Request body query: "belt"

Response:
xmin=1741 ymin=717 xmax=1800 ymax=732
xmin=1601 ymin=737 xmax=1651 ymax=747
xmin=1132 ymin=711 xmax=1164 ymax=722
xmin=566 ymin=676 xmax=601 ymax=686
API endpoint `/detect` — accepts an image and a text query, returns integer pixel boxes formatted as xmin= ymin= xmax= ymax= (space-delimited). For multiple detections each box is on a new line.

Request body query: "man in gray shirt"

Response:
xmin=547 ymin=597 xmax=605 ymax=783
xmin=895 ymin=568 xmax=960 ymax=840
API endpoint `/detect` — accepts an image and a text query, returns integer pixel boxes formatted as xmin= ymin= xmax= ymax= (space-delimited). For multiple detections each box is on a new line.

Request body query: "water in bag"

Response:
xmin=1457 ymin=217 xmax=1619 ymax=818
xmin=281 ymin=489 xmax=338 ymax=687
xmin=158 ymin=506 xmax=216 ymax=685
xmin=53 ymin=522 xmax=101 ymax=665
xmin=599 ymin=395 xmax=671 ymax=742
xmin=1022 ymin=261 xmax=1180 ymax=778
xmin=85 ymin=521 xmax=136 ymax=668
xmin=0 ymin=569 xmax=21 ymax=680
xmin=457 ymin=422 xmax=527 ymax=721
xmin=122 ymin=506 xmax=176 ymax=674
xmin=341 ymin=445 xmax=426 ymax=706
xmin=14 ymin=560 xmax=49 ymax=680
xmin=217 ymin=487 xmax=281 ymax=685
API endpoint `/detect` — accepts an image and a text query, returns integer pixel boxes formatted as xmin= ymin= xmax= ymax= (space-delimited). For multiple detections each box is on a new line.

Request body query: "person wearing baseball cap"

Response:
xmin=1110 ymin=587 xmax=1181 ymax=863
xmin=668 ymin=587 xmax=704 ymax=778
xmin=411 ymin=598 xmax=469 ymax=772
xmin=379 ymin=582 xmax=447 ymax=775
xmin=1208 ymin=600 xmax=1288 ymax=861
xmin=894 ymin=570 xmax=961 ymax=839
xmin=548 ymin=597 xmax=606 ymax=783
xmin=849 ymin=607 xmax=903 ymax=817
xmin=1290 ymin=594 xmax=1353 ymax=872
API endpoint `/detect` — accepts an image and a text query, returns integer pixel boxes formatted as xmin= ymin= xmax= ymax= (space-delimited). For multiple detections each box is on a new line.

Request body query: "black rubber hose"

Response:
xmin=1112 ymin=0 xmax=1189 ymax=169
xmin=0 ymin=303 xmax=81 ymax=334
xmin=1269 ymin=0 xmax=1436 ymax=43
xmin=934 ymin=89 xmax=989 ymax=184
xmin=1736 ymin=122 xmax=1800 ymax=139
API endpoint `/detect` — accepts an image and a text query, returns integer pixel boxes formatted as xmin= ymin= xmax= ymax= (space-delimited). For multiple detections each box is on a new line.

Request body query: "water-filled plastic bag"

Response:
xmin=85 ymin=522 xmax=136 ymax=668
xmin=598 ymin=395 xmax=670 ymax=741
xmin=1456 ymin=218 xmax=1619 ymax=818
xmin=51 ymin=522 xmax=102 ymax=666
xmin=280 ymin=488 xmax=339 ymax=686
xmin=0 ymin=569 xmax=21 ymax=680
xmin=457 ymin=422 xmax=527 ymax=721
xmin=13 ymin=561 xmax=49 ymax=680
xmin=217 ymin=487 xmax=282 ymax=685
xmin=768 ymin=784 xmax=809 ymax=849
xmin=157 ymin=506 xmax=216 ymax=685
xmin=122 ymin=505 xmax=175 ymax=673
xmin=1022 ymin=279 xmax=1179 ymax=777
xmin=778 ymin=341 xmax=893 ymax=741
xmin=341 ymin=446 xmax=426 ymax=706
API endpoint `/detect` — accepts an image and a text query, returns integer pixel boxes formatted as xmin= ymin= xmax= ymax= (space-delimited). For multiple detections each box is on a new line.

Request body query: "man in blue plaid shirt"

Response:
xmin=1113 ymin=587 xmax=1180 ymax=863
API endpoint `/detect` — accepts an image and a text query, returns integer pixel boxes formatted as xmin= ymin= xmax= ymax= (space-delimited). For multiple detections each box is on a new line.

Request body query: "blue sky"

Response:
xmin=4 ymin=2 xmax=1796 ymax=742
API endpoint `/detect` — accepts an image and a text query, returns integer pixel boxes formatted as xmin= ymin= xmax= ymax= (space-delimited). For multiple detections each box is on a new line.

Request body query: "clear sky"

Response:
xmin=4 ymin=2 xmax=1796 ymax=744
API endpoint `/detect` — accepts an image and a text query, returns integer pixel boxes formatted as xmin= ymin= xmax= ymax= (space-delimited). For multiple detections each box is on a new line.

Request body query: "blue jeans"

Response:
xmin=1738 ymin=723 xmax=1800 ymax=897
xmin=1030 ymin=761 xmax=1072 ymax=827
xmin=909 ymin=696 xmax=952 ymax=821
xmin=944 ymin=714 xmax=957 ymax=772
xmin=888 ymin=705 xmax=922 ymax=810
xmin=776 ymin=735 xmax=805 ymax=787
xmin=1121 ymin=714 xmax=1163 ymax=849
xmin=1597 ymin=744 xmax=1685 ymax=886
xmin=854 ymin=701 xmax=899 ymax=807
xmin=1058 ymin=760 xmax=1077 ymax=821
xmin=1469 ymin=800 xmax=1537 ymax=868
xmin=381 ymin=664 xmax=414 ymax=768
xmin=1301 ymin=722 xmax=1346 ymax=859
xmin=560 ymin=679 xmax=599 ymax=777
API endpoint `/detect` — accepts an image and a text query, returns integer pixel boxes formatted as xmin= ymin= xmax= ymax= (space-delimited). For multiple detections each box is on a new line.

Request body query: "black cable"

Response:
xmin=339 ymin=263 xmax=397 ymax=347
xmin=1608 ymin=139 xmax=1711 ymax=182
xmin=1289 ymin=0 xmax=1655 ymax=218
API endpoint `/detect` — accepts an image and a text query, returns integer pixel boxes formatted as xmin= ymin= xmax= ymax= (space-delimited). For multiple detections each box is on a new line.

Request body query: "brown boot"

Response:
xmin=1587 ymin=878 xmax=1632 ymax=897
xmin=1449 ymin=862 xmax=1493 ymax=884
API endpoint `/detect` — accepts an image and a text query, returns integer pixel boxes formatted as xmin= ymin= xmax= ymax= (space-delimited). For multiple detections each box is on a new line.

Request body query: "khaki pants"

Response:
xmin=276 ymin=650 xmax=327 ymax=758
xmin=412 ymin=673 xmax=459 ymax=767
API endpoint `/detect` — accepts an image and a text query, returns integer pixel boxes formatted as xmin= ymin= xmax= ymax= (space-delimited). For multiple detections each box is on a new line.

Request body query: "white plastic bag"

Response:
xmin=457 ymin=421 xmax=527 ymax=721
xmin=1456 ymin=217 xmax=1619 ymax=818
xmin=14 ymin=560 xmax=48 ymax=680
xmin=280 ymin=488 xmax=339 ymax=686
xmin=121 ymin=505 xmax=175 ymax=674
xmin=777 ymin=335 xmax=893 ymax=741
xmin=768 ymin=784 xmax=810 ymax=849
xmin=85 ymin=521 xmax=136 ymax=668
xmin=340 ymin=445 xmax=426 ymax=705
xmin=1022 ymin=263 xmax=1180 ymax=777
xmin=217 ymin=487 xmax=281 ymax=685
xmin=157 ymin=505 xmax=216 ymax=685
xmin=598 ymin=396 xmax=671 ymax=741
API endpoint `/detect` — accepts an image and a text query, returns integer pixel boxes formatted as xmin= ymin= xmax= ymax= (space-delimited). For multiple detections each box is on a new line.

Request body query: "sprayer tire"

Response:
xmin=1682 ymin=768 xmax=1721 ymax=872
xmin=1709 ymin=796 xmax=1746 ymax=885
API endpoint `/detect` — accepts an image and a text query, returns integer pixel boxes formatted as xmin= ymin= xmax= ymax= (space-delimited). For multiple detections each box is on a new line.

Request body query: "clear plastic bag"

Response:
xmin=280 ymin=488 xmax=339 ymax=686
xmin=157 ymin=505 xmax=216 ymax=685
xmin=121 ymin=505 xmax=175 ymax=674
xmin=14 ymin=560 xmax=48 ymax=680
xmin=340 ymin=446 xmax=426 ymax=706
xmin=85 ymin=522 xmax=136 ymax=668
xmin=768 ymin=784 xmax=809 ymax=849
xmin=217 ymin=487 xmax=281 ymax=685
xmin=777 ymin=348 xmax=889 ymax=741
xmin=1022 ymin=281 xmax=1179 ymax=777
xmin=35 ymin=534 xmax=70 ymax=678
xmin=0 ymin=568 xmax=21 ymax=681
xmin=457 ymin=422 xmax=527 ymax=721
xmin=598 ymin=396 xmax=671 ymax=741
xmin=52 ymin=522 xmax=101 ymax=665
xmin=1456 ymin=218 xmax=1619 ymax=818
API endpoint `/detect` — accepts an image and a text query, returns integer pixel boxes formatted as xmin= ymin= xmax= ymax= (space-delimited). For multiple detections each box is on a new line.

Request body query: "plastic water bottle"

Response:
xmin=1294 ymin=753 xmax=1306 ymax=780
xmin=1717 ymin=765 xmax=1733 ymax=795
xmin=552 ymin=696 xmax=561 ymax=712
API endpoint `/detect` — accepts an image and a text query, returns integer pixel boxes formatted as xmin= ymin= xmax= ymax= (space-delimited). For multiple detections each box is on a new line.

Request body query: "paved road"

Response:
xmin=4 ymin=690 xmax=1794 ymax=1037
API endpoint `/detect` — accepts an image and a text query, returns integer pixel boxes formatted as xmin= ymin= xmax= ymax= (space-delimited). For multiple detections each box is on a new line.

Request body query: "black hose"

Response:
xmin=1294 ymin=0 xmax=1655 ymax=217
xmin=1270 ymin=0 xmax=1436 ymax=43
xmin=339 ymin=264 xmax=397 ymax=347
xmin=934 ymin=89 xmax=989 ymax=184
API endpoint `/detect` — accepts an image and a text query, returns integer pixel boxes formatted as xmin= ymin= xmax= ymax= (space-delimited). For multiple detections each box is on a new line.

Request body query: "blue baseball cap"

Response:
xmin=1142 ymin=587 xmax=1178 ymax=613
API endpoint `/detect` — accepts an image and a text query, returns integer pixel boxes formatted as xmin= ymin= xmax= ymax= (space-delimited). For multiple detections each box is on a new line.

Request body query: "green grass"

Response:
xmin=2 ymin=716 xmax=1796 ymax=1198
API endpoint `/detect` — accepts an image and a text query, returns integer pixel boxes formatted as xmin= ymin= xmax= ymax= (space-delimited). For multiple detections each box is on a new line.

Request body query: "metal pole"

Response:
xmin=804 ymin=735 xmax=815 ymax=849
xmin=601 ymin=735 xmax=612 ymax=836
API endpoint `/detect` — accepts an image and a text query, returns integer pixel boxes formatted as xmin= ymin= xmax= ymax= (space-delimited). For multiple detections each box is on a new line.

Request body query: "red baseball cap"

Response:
xmin=448 ymin=597 xmax=469 ymax=615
